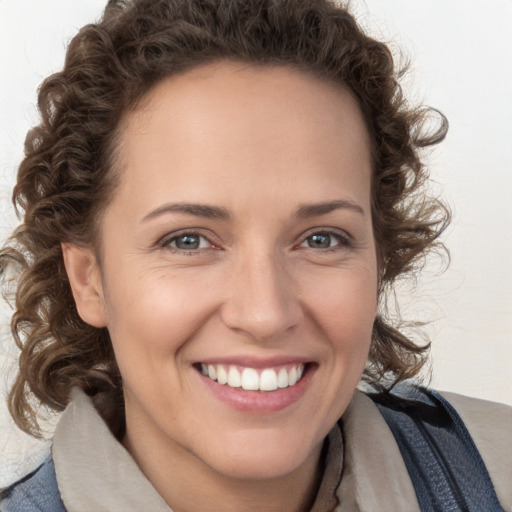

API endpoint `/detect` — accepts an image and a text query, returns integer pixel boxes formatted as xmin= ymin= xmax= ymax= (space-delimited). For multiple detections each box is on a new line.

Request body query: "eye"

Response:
xmin=299 ymin=231 xmax=350 ymax=250
xmin=162 ymin=232 xmax=213 ymax=252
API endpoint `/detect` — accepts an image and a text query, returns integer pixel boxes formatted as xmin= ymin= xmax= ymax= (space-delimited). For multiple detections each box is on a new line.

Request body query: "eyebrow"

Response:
xmin=142 ymin=202 xmax=231 ymax=222
xmin=142 ymin=199 xmax=365 ymax=223
xmin=295 ymin=200 xmax=365 ymax=218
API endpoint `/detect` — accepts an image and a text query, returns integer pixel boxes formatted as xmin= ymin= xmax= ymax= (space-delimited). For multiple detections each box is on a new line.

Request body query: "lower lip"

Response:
xmin=197 ymin=365 xmax=315 ymax=413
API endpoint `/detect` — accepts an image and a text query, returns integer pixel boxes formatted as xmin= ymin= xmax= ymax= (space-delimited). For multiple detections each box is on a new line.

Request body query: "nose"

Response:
xmin=220 ymin=252 xmax=303 ymax=342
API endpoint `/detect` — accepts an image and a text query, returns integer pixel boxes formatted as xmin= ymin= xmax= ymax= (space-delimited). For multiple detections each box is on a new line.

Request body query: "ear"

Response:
xmin=61 ymin=243 xmax=107 ymax=328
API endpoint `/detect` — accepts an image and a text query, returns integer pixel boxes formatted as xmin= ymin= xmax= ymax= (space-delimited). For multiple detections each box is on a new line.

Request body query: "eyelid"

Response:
xmin=157 ymin=229 xmax=218 ymax=252
xmin=296 ymin=227 xmax=353 ymax=249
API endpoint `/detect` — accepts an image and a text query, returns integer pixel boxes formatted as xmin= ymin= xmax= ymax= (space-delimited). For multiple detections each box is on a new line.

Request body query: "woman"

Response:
xmin=1 ymin=0 xmax=510 ymax=510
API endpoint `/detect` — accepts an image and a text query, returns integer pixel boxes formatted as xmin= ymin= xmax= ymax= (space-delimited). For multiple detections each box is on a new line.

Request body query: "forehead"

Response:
xmin=113 ymin=62 xmax=373 ymax=214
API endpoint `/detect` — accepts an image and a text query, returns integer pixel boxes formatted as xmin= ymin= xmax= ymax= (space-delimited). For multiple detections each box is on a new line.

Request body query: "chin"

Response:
xmin=208 ymin=452 xmax=308 ymax=481
xmin=199 ymin=428 xmax=322 ymax=481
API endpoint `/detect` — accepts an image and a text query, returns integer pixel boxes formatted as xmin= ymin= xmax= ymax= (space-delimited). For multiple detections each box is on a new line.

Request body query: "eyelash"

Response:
xmin=297 ymin=229 xmax=352 ymax=252
xmin=157 ymin=228 xmax=352 ymax=255
xmin=158 ymin=231 xmax=215 ymax=255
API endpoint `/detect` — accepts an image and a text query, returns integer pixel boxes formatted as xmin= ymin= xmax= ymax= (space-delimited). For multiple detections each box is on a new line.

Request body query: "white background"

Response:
xmin=1 ymin=0 xmax=511 ymax=486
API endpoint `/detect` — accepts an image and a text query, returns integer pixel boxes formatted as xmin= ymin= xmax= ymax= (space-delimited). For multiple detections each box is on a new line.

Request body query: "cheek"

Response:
xmin=316 ymin=274 xmax=376 ymax=314
xmin=102 ymin=269 xmax=220 ymax=361
xmin=302 ymin=266 xmax=377 ymax=354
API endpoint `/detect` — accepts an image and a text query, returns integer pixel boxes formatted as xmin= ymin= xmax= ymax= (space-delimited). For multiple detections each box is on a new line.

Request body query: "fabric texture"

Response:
xmin=370 ymin=386 xmax=505 ymax=511
xmin=0 ymin=454 xmax=65 ymax=512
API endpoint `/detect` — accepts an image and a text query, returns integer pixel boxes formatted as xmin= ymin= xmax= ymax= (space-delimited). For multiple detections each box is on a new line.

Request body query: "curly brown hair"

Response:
xmin=1 ymin=0 xmax=449 ymax=437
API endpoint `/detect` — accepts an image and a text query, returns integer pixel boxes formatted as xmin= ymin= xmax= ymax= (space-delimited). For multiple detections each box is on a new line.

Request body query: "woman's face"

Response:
xmin=72 ymin=62 xmax=377 ymax=481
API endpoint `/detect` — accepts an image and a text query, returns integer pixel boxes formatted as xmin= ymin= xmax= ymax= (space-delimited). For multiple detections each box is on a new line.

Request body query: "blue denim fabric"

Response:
xmin=0 ymin=454 xmax=66 ymax=512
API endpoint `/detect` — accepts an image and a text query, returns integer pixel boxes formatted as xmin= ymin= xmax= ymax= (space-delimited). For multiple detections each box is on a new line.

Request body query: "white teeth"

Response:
xmin=207 ymin=364 xmax=217 ymax=380
xmin=200 ymin=363 xmax=305 ymax=391
xmin=228 ymin=366 xmax=242 ymax=387
xmin=241 ymin=368 xmax=259 ymax=390
xmin=260 ymin=369 xmax=278 ymax=391
xmin=277 ymin=368 xmax=289 ymax=388
xmin=217 ymin=365 xmax=228 ymax=385
xmin=288 ymin=367 xmax=298 ymax=386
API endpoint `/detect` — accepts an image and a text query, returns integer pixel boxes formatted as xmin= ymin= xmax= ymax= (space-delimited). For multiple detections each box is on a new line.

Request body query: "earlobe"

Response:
xmin=61 ymin=243 xmax=107 ymax=328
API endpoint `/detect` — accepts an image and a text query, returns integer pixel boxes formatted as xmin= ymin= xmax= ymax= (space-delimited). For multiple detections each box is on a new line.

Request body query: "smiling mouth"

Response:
xmin=197 ymin=363 xmax=307 ymax=392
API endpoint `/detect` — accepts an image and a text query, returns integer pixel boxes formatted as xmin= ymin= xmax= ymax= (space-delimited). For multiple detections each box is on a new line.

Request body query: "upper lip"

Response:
xmin=195 ymin=355 xmax=313 ymax=368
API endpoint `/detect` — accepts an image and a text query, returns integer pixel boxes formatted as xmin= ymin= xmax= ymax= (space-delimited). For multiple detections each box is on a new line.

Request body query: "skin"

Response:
xmin=63 ymin=62 xmax=378 ymax=512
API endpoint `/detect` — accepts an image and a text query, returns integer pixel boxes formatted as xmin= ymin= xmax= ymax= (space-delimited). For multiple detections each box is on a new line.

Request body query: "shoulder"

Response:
xmin=0 ymin=454 xmax=66 ymax=512
xmin=438 ymin=390 xmax=512 ymax=445
xmin=438 ymin=390 xmax=512 ymax=507
xmin=366 ymin=386 xmax=512 ymax=510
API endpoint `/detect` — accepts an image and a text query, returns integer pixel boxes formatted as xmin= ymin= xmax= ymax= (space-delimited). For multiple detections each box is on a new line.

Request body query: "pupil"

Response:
xmin=309 ymin=234 xmax=330 ymax=248
xmin=177 ymin=235 xmax=199 ymax=250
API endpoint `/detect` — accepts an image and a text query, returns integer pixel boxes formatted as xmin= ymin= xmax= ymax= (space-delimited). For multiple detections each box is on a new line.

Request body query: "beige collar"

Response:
xmin=336 ymin=391 xmax=420 ymax=511
xmin=53 ymin=388 xmax=171 ymax=512
xmin=53 ymin=388 xmax=419 ymax=512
